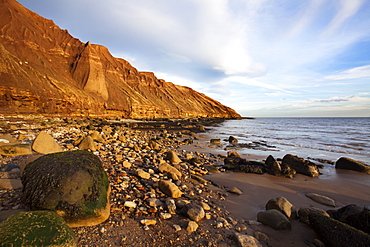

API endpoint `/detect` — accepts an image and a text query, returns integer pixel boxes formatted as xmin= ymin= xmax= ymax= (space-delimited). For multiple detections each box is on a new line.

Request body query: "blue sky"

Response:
xmin=18 ymin=0 xmax=370 ymax=117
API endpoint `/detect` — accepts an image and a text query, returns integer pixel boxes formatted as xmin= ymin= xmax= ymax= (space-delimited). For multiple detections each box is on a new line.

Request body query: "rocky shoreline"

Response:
xmin=0 ymin=116 xmax=369 ymax=246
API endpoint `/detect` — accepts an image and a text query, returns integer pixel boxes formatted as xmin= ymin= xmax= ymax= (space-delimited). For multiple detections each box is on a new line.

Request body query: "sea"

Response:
xmin=201 ymin=117 xmax=370 ymax=164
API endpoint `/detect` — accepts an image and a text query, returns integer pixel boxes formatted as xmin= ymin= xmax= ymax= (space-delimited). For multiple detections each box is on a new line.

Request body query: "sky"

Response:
xmin=18 ymin=0 xmax=370 ymax=117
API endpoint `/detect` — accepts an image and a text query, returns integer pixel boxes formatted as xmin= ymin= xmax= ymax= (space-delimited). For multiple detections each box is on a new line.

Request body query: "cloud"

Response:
xmin=321 ymin=0 xmax=365 ymax=37
xmin=323 ymin=65 xmax=370 ymax=80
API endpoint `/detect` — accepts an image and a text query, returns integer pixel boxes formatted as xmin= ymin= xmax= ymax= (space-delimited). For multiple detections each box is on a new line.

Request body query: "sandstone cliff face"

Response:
xmin=0 ymin=0 xmax=241 ymax=118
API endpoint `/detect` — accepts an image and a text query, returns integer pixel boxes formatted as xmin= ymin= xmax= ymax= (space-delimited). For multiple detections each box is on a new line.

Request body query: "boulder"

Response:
xmin=257 ymin=209 xmax=291 ymax=230
xmin=0 ymin=210 xmax=77 ymax=246
xmin=158 ymin=163 xmax=182 ymax=180
xmin=32 ymin=131 xmax=63 ymax=154
xmin=21 ymin=150 xmax=110 ymax=227
xmin=159 ymin=180 xmax=182 ymax=198
xmin=265 ymin=155 xmax=282 ymax=176
xmin=78 ymin=135 xmax=96 ymax=151
xmin=305 ymin=193 xmax=336 ymax=207
xmin=234 ymin=233 xmax=262 ymax=247
xmin=335 ymin=157 xmax=370 ymax=174
xmin=329 ymin=204 xmax=370 ymax=234
xmin=282 ymin=154 xmax=319 ymax=177
xmin=0 ymin=143 xmax=33 ymax=156
xmin=298 ymin=206 xmax=330 ymax=225
xmin=182 ymin=203 xmax=205 ymax=222
xmin=265 ymin=197 xmax=294 ymax=218
xmin=309 ymin=212 xmax=370 ymax=247
xmin=165 ymin=151 xmax=182 ymax=164
xmin=228 ymin=136 xmax=238 ymax=144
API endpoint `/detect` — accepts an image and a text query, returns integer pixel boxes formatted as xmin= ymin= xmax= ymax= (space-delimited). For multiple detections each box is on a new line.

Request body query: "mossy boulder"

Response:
xmin=21 ymin=150 xmax=110 ymax=227
xmin=309 ymin=212 xmax=370 ymax=247
xmin=0 ymin=210 xmax=77 ymax=246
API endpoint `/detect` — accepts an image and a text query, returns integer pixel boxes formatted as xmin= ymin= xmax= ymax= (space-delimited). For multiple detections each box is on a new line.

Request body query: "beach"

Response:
xmin=0 ymin=116 xmax=369 ymax=246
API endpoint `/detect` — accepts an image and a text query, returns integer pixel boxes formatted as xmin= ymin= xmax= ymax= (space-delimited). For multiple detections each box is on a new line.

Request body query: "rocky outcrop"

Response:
xmin=21 ymin=150 xmax=110 ymax=227
xmin=0 ymin=0 xmax=241 ymax=119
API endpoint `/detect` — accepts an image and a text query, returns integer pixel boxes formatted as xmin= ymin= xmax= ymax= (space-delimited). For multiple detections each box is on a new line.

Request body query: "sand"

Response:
xmin=187 ymin=135 xmax=370 ymax=246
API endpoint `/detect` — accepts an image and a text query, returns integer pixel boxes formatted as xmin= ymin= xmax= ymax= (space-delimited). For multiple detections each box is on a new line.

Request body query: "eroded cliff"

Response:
xmin=0 ymin=0 xmax=241 ymax=118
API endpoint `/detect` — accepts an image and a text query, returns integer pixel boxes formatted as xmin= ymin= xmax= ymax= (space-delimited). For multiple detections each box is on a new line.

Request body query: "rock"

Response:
xmin=228 ymin=136 xmax=238 ymax=144
xmin=32 ymin=131 xmax=63 ymax=154
xmin=159 ymin=212 xmax=172 ymax=220
xmin=0 ymin=143 xmax=33 ymax=156
xmin=190 ymin=174 xmax=208 ymax=184
xmin=136 ymin=169 xmax=150 ymax=179
xmin=210 ymin=139 xmax=221 ymax=144
xmin=165 ymin=151 xmax=182 ymax=164
xmin=78 ymin=136 xmax=96 ymax=152
xmin=335 ymin=157 xmax=370 ymax=174
xmin=309 ymin=212 xmax=370 ymax=247
xmin=166 ymin=199 xmax=177 ymax=214
xmin=265 ymin=155 xmax=282 ymax=176
xmin=305 ymin=193 xmax=336 ymax=207
xmin=329 ymin=204 xmax=370 ymax=234
xmin=0 ymin=211 xmax=77 ymax=246
xmin=186 ymin=221 xmax=198 ymax=233
xmin=0 ymin=178 xmax=22 ymax=189
xmin=140 ymin=219 xmax=157 ymax=226
xmin=253 ymin=232 xmax=269 ymax=242
xmin=90 ymin=131 xmax=105 ymax=143
xmin=148 ymin=140 xmax=160 ymax=150
xmin=199 ymin=125 xmax=205 ymax=132
xmin=78 ymin=135 xmax=96 ymax=151
xmin=282 ymin=154 xmax=319 ymax=177
xmin=122 ymin=160 xmax=132 ymax=168
xmin=124 ymin=201 xmax=137 ymax=208
xmin=200 ymin=201 xmax=211 ymax=211
xmin=228 ymin=151 xmax=241 ymax=158
xmin=173 ymin=224 xmax=182 ymax=231
xmin=158 ymin=163 xmax=182 ymax=180
xmin=265 ymin=197 xmax=294 ymax=218
xmin=0 ymin=134 xmax=17 ymax=143
xmin=147 ymin=198 xmax=163 ymax=207
xmin=257 ymin=209 xmax=291 ymax=230
xmin=298 ymin=206 xmax=330 ymax=225
xmin=183 ymin=203 xmax=205 ymax=222
xmin=228 ymin=186 xmax=243 ymax=195
xmin=21 ymin=150 xmax=110 ymax=227
xmin=159 ymin=180 xmax=183 ymax=198
xmin=234 ymin=233 xmax=262 ymax=247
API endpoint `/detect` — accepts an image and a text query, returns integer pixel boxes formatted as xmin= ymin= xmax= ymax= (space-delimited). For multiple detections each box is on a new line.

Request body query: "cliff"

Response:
xmin=0 ymin=0 xmax=240 ymax=119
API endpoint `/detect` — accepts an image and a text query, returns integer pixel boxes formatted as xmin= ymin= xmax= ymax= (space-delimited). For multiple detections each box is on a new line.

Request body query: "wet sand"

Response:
xmin=204 ymin=166 xmax=370 ymax=246
xmin=185 ymin=135 xmax=370 ymax=246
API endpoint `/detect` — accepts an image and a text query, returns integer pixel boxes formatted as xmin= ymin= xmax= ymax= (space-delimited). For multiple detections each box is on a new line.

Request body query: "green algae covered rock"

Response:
xmin=0 ymin=210 xmax=77 ymax=246
xmin=21 ymin=150 xmax=110 ymax=227
xmin=309 ymin=212 xmax=370 ymax=247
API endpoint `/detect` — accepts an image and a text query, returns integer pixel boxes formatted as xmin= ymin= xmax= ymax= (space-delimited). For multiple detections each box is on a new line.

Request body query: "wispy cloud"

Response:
xmin=323 ymin=65 xmax=370 ymax=80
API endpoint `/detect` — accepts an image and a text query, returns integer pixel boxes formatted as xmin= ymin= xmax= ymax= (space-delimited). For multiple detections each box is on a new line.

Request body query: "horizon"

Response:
xmin=17 ymin=0 xmax=370 ymax=118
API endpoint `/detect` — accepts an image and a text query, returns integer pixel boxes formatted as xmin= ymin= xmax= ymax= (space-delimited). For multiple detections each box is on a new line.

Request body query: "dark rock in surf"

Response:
xmin=335 ymin=157 xmax=370 ymax=174
xmin=228 ymin=136 xmax=238 ymax=144
xmin=265 ymin=155 xmax=282 ymax=176
xmin=282 ymin=154 xmax=319 ymax=177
